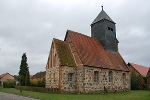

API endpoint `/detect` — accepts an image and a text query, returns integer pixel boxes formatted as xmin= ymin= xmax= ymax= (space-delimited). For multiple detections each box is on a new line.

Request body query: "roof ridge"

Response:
xmin=129 ymin=62 xmax=149 ymax=68
xmin=67 ymin=30 xmax=91 ymax=38
xmin=53 ymin=38 xmax=63 ymax=42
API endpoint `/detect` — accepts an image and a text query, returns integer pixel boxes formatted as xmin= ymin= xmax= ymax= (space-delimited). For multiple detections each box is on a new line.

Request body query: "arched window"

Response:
xmin=108 ymin=71 xmax=113 ymax=83
xmin=123 ymin=73 xmax=126 ymax=84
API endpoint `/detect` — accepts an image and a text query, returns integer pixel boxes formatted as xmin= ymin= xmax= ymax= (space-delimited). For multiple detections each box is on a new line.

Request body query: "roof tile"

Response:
xmin=129 ymin=62 xmax=149 ymax=77
xmin=66 ymin=30 xmax=129 ymax=71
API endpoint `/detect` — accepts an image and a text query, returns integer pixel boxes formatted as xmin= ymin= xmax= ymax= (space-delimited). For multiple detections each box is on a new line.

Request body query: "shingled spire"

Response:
xmin=91 ymin=7 xmax=117 ymax=52
xmin=91 ymin=6 xmax=115 ymax=25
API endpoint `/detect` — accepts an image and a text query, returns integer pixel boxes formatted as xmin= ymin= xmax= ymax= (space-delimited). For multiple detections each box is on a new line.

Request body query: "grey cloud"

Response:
xmin=0 ymin=0 xmax=150 ymax=75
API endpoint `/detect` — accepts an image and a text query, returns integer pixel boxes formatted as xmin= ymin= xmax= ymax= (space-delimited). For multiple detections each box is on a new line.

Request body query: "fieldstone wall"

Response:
xmin=83 ymin=66 xmax=130 ymax=93
xmin=46 ymin=42 xmax=60 ymax=89
xmin=59 ymin=66 xmax=130 ymax=93
xmin=60 ymin=66 xmax=77 ymax=93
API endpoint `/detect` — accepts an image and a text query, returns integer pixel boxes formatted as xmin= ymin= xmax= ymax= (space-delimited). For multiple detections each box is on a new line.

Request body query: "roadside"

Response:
xmin=0 ymin=92 xmax=40 ymax=100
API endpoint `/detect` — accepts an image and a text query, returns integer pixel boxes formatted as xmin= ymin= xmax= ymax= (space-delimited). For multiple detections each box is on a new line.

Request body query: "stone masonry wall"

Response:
xmin=59 ymin=66 xmax=130 ymax=93
xmin=46 ymin=42 xmax=60 ymax=89
xmin=60 ymin=66 xmax=77 ymax=93
xmin=83 ymin=66 xmax=130 ymax=93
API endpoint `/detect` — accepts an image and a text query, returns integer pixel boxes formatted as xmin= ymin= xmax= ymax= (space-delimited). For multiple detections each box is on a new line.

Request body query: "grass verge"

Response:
xmin=0 ymin=87 xmax=150 ymax=100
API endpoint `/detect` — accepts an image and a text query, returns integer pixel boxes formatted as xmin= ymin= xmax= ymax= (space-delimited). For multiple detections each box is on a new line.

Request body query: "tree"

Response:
xmin=25 ymin=69 xmax=31 ymax=86
xmin=131 ymin=71 xmax=138 ymax=90
xmin=19 ymin=53 xmax=28 ymax=86
xmin=131 ymin=71 xmax=145 ymax=90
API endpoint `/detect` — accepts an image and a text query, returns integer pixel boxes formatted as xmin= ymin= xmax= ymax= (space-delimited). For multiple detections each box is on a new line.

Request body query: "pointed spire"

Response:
xmin=91 ymin=7 xmax=115 ymax=25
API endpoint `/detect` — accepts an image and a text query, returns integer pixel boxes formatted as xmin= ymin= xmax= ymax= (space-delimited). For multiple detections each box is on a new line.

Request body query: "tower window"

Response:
xmin=111 ymin=28 xmax=113 ymax=31
xmin=108 ymin=27 xmax=113 ymax=32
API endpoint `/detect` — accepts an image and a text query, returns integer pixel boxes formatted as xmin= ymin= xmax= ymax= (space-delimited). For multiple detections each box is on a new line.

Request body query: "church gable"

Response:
xmin=53 ymin=38 xmax=76 ymax=67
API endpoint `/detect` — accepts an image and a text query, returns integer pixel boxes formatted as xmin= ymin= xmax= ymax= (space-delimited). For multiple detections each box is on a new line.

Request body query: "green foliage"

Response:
xmin=30 ymin=78 xmax=45 ymax=87
xmin=137 ymin=75 xmax=145 ymax=89
xmin=131 ymin=72 xmax=145 ymax=90
xmin=131 ymin=72 xmax=138 ymax=90
xmin=25 ymin=70 xmax=31 ymax=86
xmin=18 ymin=53 xmax=29 ymax=86
xmin=3 ymin=81 xmax=16 ymax=88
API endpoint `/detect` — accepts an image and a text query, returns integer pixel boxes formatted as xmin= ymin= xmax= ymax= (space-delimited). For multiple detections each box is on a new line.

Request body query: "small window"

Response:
xmin=68 ymin=73 xmax=74 ymax=82
xmin=108 ymin=27 xmax=113 ymax=32
xmin=108 ymin=71 xmax=113 ymax=83
xmin=49 ymin=74 xmax=51 ymax=79
xmin=94 ymin=71 xmax=99 ymax=82
xmin=123 ymin=73 xmax=126 ymax=84
xmin=111 ymin=28 xmax=113 ymax=31
xmin=53 ymin=73 xmax=55 ymax=79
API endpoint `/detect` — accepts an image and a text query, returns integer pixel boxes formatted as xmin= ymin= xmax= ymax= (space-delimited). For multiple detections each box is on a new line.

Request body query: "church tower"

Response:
xmin=91 ymin=6 xmax=117 ymax=52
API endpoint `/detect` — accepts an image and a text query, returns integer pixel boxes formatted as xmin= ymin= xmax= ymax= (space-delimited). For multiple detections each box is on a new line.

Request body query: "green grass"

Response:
xmin=0 ymin=87 xmax=150 ymax=100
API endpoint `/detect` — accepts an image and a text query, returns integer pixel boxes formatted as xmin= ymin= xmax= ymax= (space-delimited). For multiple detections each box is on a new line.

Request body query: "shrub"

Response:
xmin=30 ymin=78 xmax=45 ymax=87
xmin=131 ymin=71 xmax=146 ymax=90
xmin=131 ymin=72 xmax=138 ymax=90
xmin=3 ymin=81 xmax=16 ymax=88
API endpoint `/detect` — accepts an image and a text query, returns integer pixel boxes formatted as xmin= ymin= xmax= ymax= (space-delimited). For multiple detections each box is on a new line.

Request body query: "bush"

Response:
xmin=131 ymin=72 xmax=146 ymax=90
xmin=131 ymin=72 xmax=138 ymax=90
xmin=30 ymin=78 xmax=45 ymax=87
xmin=3 ymin=81 xmax=16 ymax=88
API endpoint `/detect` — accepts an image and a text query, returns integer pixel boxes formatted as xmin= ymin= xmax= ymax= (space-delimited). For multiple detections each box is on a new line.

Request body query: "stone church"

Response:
xmin=46 ymin=8 xmax=130 ymax=93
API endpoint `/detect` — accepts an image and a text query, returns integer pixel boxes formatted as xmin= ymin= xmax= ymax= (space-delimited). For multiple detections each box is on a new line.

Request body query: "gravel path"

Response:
xmin=0 ymin=92 xmax=40 ymax=100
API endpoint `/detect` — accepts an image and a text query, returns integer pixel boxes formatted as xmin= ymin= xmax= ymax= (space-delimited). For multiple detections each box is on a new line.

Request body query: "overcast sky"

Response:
xmin=0 ymin=0 xmax=150 ymax=75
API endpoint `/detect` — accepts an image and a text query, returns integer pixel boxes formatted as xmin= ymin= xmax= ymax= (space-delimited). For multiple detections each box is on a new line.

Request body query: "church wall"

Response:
xmin=59 ymin=66 xmax=130 ymax=93
xmin=46 ymin=42 xmax=60 ymax=89
xmin=83 ymin=66 xmax=130 ymax=93
xmin=60 ymin=66 xmax=77 ymax=93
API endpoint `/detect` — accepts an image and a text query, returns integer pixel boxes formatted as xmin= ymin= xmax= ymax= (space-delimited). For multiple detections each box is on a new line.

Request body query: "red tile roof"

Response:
xmin=0 ymin=73 xmax=11 ymax=79
xmin=65 ymin=30 xmax=129 ymax=71
xmin=128 ymin=62 xmax=149 ymax=77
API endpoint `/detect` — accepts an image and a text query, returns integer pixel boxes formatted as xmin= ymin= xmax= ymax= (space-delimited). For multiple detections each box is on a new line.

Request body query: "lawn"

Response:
xmin=0 ymin=87 xmax=150 ymax=100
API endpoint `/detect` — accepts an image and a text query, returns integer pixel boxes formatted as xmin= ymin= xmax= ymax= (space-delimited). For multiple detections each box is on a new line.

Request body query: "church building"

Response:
xmin=46 ymin=7 xmax=130 ymax=93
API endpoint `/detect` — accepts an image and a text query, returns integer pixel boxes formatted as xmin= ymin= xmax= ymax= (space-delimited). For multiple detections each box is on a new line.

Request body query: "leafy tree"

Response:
xmin=131 ymin=71 xmax=138 ymax=90
xmin=131 ymin=71 xmax=145 ymax=90
xmin=137 ymin=74 xmax=144 ymax=89
xmin=25 ymin=69 xmax=31 ymax=86
xmin=18 ymin=53 xmax=28 ymax=86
